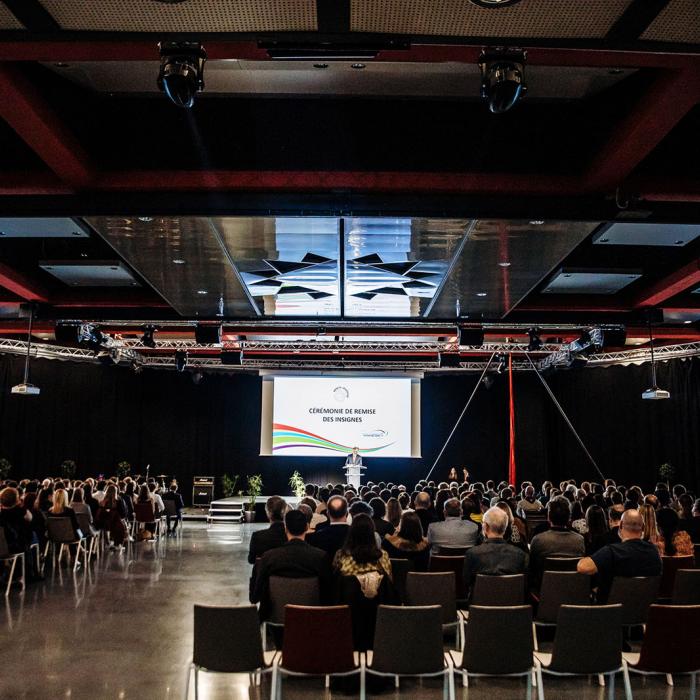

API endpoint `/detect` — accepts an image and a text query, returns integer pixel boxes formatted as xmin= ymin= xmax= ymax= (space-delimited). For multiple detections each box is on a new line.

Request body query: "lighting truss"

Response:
xmin=586 ymin=341 xmax=700 ymax=367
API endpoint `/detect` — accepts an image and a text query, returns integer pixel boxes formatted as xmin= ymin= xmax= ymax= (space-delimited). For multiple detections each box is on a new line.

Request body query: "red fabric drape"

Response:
xmin=508 ymin=353 xmax=516 ymax=487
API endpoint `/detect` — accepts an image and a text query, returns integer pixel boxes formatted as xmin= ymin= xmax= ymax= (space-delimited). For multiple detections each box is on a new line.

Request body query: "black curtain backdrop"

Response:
xmin=0 ymin=354 xmax=697 ymax=502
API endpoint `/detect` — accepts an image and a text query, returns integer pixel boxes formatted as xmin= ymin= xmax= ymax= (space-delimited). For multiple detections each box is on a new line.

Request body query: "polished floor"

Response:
xmin=0 ymin=523 xmax=692 ymax=700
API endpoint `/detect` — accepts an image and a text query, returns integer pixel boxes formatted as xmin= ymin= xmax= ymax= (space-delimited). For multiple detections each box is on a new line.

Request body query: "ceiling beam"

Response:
xmin=0 ymin=63 xmax=93 ymax=188
xmin=581 ymin=69 xmax=700 ymax=193
xmin=605 ymin=0 xmax=671 ymax=43
xmin=635 ymin=258 xmax=700 ymax=307
xmin=0 ymin=261 xmax=48 ymax=301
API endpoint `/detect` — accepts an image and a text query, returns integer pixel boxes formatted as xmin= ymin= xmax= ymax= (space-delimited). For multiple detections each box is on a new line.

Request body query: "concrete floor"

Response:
xmin=0 ymin=523 xmax=692 ymax=700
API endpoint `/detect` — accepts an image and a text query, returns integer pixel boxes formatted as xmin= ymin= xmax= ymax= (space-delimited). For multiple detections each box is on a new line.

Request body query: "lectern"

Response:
xmin=344 ymin=463 xmax=366 ymax=490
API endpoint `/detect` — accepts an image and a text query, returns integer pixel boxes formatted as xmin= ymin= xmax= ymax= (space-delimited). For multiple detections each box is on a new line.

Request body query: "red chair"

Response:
xmin=623 ymin=604 xmax=700 ymax=691
xmin=659 ymin=556 xmax=695 ymax=598
xmin=271 ymin=605 xmax=364 ymax=699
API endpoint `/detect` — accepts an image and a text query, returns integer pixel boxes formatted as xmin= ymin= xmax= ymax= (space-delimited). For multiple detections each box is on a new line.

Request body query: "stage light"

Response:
xmin=157 ymin=42 xmax=206 ymax=109
xmin=527 ymin=327 xmax=543 ymax=351
xmin=642 ymin=323 xmax=670 ymax=400
xmin=495 ymin=353 xmax=507 ymax=374
xmin=175 ymin=351 xmax=188 ymax=372
xmin=478 ymin=49 xmax=527 ymax=114
xmin=140 ymin=325 xmax=157 ymax=349
xmin=481 ymin=374 xmax=495 ymax=389
xmin=78 ymin=324 xmax=105 ymax=353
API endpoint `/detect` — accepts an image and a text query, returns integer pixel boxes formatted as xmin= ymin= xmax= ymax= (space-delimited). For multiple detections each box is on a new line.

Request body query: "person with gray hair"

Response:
xmin=462 ymin=506 xmax=528 ymax=599
xmin=426 ymin=498 xmax=479 ymax=554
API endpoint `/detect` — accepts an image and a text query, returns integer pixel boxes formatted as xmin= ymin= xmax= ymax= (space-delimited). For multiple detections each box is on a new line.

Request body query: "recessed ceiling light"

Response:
xmin=684 ymin=320 xmax=693 ymax=324
xmin=80 ymin=252 xmax=88 ymax=258
xmin=172 ymin=259 xmax=186 ymax=264
xmin=138 ymin=217 xmax=154 ymax=222
xmin=470 ymin=0 xmax=522 ymax=6
xmin=313 ymin=63 xmax=329 ymax=69
xmin=476 ymin=292 xmax=487 ymax=297
xmin=351 ymin=63 xmax=366 ymax=70
xmin=498 ymin=261 xmax=511 ymax=267
xmin=529 ymin=220 xmax=545 ymax=225
xmin=197 ymin=290 xmax=208 ymax=295
xmin=674 ymin=240 xmax=684 ymax=245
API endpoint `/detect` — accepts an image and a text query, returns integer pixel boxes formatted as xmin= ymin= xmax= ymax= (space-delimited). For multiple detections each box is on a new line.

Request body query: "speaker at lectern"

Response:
xmin=344 ymin=447 xmax=365 ymax=490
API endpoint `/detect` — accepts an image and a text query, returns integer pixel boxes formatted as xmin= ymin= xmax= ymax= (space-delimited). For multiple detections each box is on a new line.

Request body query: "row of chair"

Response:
xmin=188 ymin=602 xmax=700 ymax=700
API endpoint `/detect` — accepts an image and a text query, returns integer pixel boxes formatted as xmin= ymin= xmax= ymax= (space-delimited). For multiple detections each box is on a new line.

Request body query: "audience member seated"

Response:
xmin=47 ymin=488 xmax=82 ymax=538
xmin=577 ymin=509 xmax=662 ymax=602
xmin=604 ymin=507 xmax=622 ymax=545
xmin=462 ymin=506 xmax=528 ymax=599
xmin=517 ymin=485 xmax=543 ymax=513
xmin=655 ymin=507 xmax=694 ymax=557
xmin=0 ymin=486 xmax=35 ymax=563
xmin=250 ymin=509 xmax=332 ymax=618
xmin=529 ymin=496 xmax=584 ymax=587
xmin=427 ymin=498 xmax=479 ymax=554
xmin=382 ymin=511 xmax=430 ymax=571
xmin=368 ymin=497 xmax=395 ymax=538
xmin=162 ymin=484 xmax=185 ymax=534
xmin=495 ymin=500 xmax=528 ymax=550
xmin=299 ymin=497 xmax=326 ymax=530
xmin=307 ymin=495 xmax=350 ymax=558
xmin=247 ymin=496 xmax=287 ymax=564
xmin=584 ymin=505 xmax=610 ymax=555
xmin=413 ymin=491 xmax=438 ymax=535
xmin=96 ymin=484 xmax=127 ymax=549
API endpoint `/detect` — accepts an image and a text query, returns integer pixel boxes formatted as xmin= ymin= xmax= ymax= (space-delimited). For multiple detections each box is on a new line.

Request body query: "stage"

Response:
xmin=185 ymin=495 xmax=301 ymax=524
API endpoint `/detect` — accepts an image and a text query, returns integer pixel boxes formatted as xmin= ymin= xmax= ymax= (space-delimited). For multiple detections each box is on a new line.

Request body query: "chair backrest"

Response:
xmin=281 ymin=605 xmax=355 ymax=674
xmin=46 ymin=516 xmax=78 ymax=543
xmin=536 ymin=571 xmax=591 ymax=624
xmin=0 ymin=527 xmax=10 ymax=557
xmin=371 ymin=605 xmax=445 ymax=674
xmin=389 ymin=558 xmax=413 ymax=602
xmin=134 ymin=501 xmax=156 ymax=523
xmin=635 ymin=605 xmax=700 ymax=674
xmin=471 ymin=574 xmax=525 ymax=606
xmin=461 ymin=606 xmax=534 ymax=675
xmin=268 ymin=576 xmax=320 ymax=624
xmin=163 ymin=499 xmax=178 ymax=517
xmin=671 ymin=569 xmax=700 ymax=605
xmin=543 ymin=557 xmax=581 ymax=572
xmin=75 ymin=512 xmax=93 ymax=537
xmin=525 ymin=514 xmax=547 ymax=539
xmin=429 ymin=555 xmax=465 ymax=598
xmin=193 ymin=604 xmax=265 ymax=672
xmin=607 ymin=576 xmax=661 ymax=626
xmin=405 ymin=571 xmax=457 ymax=624
xmin=660 ymin=556 xmax=696 ymax=598
xmin=436 ymin=546 xmax=469 ymax=556
xmin=549 ymin=605 xmax=624 ymax=674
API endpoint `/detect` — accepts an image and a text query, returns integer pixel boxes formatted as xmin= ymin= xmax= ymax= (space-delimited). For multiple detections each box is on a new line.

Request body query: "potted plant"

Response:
xmin=0 ymin=457 xmax=11 ymax=481
xmin=289 ymin=470 xmax=305 ymax=500
xmin=244 ymin=474 xmax=263 ymax=523
xmin=221 ymin=473 xmax=239 ymax=498
xmin=658 ymin=462 xmax=675 ymax=489
xmin=60 ymin=459 xmax=77 ymax=480
xmin=116 ymin=460 xmax=131 ymax=479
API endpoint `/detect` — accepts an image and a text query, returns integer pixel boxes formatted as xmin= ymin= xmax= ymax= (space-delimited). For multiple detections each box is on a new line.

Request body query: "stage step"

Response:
xmin=207 ymin=501 xmax=245 ymax=524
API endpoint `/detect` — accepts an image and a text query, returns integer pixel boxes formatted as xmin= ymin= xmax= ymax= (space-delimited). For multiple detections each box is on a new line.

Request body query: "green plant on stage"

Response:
xmin=0 ymin=457 xmax=12 ymax=480
xmin=658 ymin=462 xmax=675 ymax=486
xmin=289 ymin=470 xmax=306 ymax=499
xmin=246 ymin=474 xmax=263 ymax=511
xmin=116 ymin=460 xmax=131 ymax=479
xmin=60 ymin=459 xmax=77 ymax=480
xmin=222 ymin=473 xmax=240 ymax=498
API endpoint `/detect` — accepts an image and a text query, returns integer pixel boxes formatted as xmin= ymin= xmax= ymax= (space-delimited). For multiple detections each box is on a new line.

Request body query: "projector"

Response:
xmin=11 ymin=382 xmax=40 ymax=396
xmin=642 ymin=387 xmax=670 ymax=400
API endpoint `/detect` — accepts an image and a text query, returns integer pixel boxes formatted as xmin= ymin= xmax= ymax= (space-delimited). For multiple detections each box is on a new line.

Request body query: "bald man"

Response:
xmin=577 ymin=509 xmax=662 ymax=602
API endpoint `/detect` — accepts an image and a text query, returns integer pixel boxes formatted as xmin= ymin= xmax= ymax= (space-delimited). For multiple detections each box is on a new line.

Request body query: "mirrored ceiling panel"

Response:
xmin=344 ymin=218 xmax=469 ymax=318
xmin=427 ymin=220 xmax=600 ymax=318
xmin=86 ymin=216 xmax=257 ymax=317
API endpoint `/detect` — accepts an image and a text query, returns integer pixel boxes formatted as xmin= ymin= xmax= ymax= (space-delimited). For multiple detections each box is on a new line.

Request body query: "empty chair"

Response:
xmin=672 ymin=569 xmax=700 ymax=604
xmin=535 ymin=604 xmax=632 ymax=700
xmin=607 ymin=576 xmax=660 ymax=627
xmin=450 ymin=606 xmax=541 ymax=699
xmin=405 ymin=571 xmax=461 ymax=648
xmin=45 ymin=516 xmax=88 ymax=572
xmin=0 ymin=528 xmax=24 ymax=597
xmin=543 ymin=557 xmax=581 ymax=572
xmin=271 ymin=605 xmax=363 ymax=700
xmin=429 ymin=555 xmax=466 ymax=600
xmin=659 ymin=555 xmax=695 ymax=598
xmin=623 ymin=604 xmax=700 ymax=691
xmin=187 ymin=604 xmax=275 ymax=699
xmin=133 ymin=501 xmax=162 ymax=538
xmin=471 ymin=574 xmax=525 ymax=607
xmin=262 ymin=576 xmax=320 ymax=649
xmin=389 ymin=558 xmax=412 ymax=603
xmin=366 ymin=605 xmax=454 ymax=699
xmin=75 ymin=511 xmax=100 ymax=560
xmin=535 ymin=571 xmax=591 ymax=626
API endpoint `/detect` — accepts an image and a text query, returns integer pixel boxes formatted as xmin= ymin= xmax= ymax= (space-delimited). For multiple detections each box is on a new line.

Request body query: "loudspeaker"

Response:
xmin=194 ymin=324 xmax=222 ymax=344
xmin=459 ymin=327 xmax=484 ymax=346
xmin=54 ymin=324 xmax=80 ymax=345
xmin=221 ymin=351 xmax=242 ymax=365
xmin=600 ymin=327 xmax=627 ymax=348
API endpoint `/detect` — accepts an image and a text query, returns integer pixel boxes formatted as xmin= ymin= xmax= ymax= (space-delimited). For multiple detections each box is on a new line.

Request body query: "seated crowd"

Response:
xmin=0 ymin=475 xmax=185 ymax=585
xmin=249 ymin=477 xmax=699 ymax=647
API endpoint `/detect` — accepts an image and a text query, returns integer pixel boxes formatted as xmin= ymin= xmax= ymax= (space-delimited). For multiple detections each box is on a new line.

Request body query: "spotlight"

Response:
xmin=140 ymin=325 xmax=157 ymax=349
xmin=481 ymin=374 xmax=495 ymax=390
xmin=478 ymin=48 xmax=527 ymax=114
xmin=78 ymin=324 xmax=105 ymax=353
xmin=527 ymin=327 xmax=543 ymax=352
xmin=495 ymin=353 xmax=507 ymax=374
xmin=175 ymin=350 xmax=188 ymax=372
xmin=157 ymin=42 xmax=206 ymax=108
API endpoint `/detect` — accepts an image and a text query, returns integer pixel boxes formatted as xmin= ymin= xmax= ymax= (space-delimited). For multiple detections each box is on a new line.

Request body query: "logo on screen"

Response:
xmin=333 ymin=386 xmax=349 ymax=402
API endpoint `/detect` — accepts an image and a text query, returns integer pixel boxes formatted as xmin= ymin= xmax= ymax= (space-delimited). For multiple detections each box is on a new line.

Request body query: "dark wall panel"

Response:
xmin=0 ymin=355 xmax=697 ymax=502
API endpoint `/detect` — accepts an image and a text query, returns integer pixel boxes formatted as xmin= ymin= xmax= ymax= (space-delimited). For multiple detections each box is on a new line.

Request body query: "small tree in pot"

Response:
xmin=116 ymin=460 xmax=131 ymax=479
xmin=289 ymin=471 xmax=305 ymax=500
xmin=0 ymin=458 xmax=12 ymax=481
xmin=60 ymin=459 xmax=77 ymax=480
xmin=221 ymin=473 xmax=239 ymax=498
xmin=245 ymin=474 xmax=263 ymax=523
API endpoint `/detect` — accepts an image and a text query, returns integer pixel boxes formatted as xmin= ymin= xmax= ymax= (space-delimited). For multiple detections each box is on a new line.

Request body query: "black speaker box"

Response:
xmin=459 ymin=327 xmax=484 ymax=346
xmin=194 ymin=324 xmax=222 ymax=344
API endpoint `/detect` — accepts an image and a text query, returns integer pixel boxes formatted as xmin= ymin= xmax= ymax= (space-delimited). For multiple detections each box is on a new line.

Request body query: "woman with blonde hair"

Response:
xmin=639 ymin=503 xmax=660 ymax=545
xmin=48 ymin=488 xmax=81 ymax=538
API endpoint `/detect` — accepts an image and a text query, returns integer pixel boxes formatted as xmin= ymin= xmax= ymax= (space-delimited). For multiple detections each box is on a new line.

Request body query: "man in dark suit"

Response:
xmin=162 ymin=484 xmax=185 ymax=534
xmin=463 ymin=506 xmax=528 ymax=600
xmin=251 ymin=509 xmax=332 ymax=618
xmin=247 ymin=496 xmax=288 ymax=564
xmin=306 ymin=495 xmax=349 ymax=558
xmin=414 ymin=491 xmax=439 ymax=536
